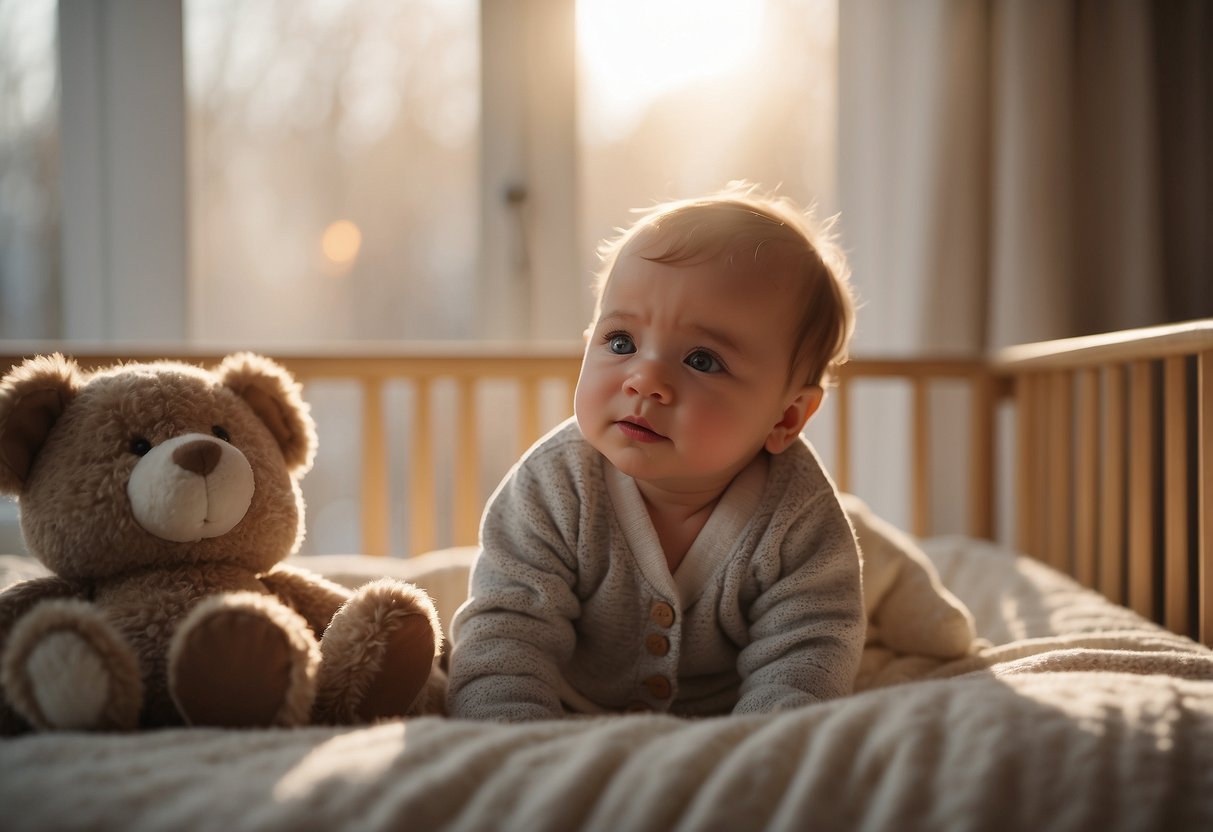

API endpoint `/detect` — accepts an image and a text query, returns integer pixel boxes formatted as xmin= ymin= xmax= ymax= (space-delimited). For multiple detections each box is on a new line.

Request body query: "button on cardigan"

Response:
xmin=447 ymin=418 xmax=865 ymax=722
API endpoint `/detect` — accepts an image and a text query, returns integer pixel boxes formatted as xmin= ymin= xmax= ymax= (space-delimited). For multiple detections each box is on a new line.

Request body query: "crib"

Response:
xmin=1 ymin=320 xmax=1211 ymax=831
xmin=5 ymin=318 xmax=1208 ymax=643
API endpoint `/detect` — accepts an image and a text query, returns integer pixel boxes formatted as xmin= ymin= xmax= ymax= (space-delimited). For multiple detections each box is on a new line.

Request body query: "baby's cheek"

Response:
xmin=573 ymin=376 xmax=607 ymax=425
xmin=711 ymin=396 xmax=780 ymax=449
xmin=686 ymin=398 xmax=746 ymax=445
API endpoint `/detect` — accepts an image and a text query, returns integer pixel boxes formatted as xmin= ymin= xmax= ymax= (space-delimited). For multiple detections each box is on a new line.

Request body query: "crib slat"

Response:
xmin=1127 ymin=361 xmax=1155 ymax=620
xmin=911 ymin=376 xmax=929 ymax=537
xmin=360 ymin=379 xmax=389 ymax=557
xmin=1163 ymin=357 xmax=1190 ymax=635
xmin=1046 ymin=371 xmax=1074 ymax=573
xmin=835 ymin=379 xmax=852 ymax=495
xmin=1015 ymin=374 xmax=1039 ymax=556
xmin=1074 ymin=368 xmax=1099 ymax=588
xmin=455 ymin=379 xmax=480 ymax=547
xmin=410 ymin=380 xmax=436 ymax=556
xmin=968 ymin=372 xmax=994 ymax=539
xmin=1199 ymin=350 xmax=1212 ymax=646
xmin=1039 ymin=374 xmax=1058 ymax=566
xmin=566 ymin=372 xmax=581 ymax=408
xmin=1099 ymin=365 xmax=1127 ymax=604
xmin=520 ymin=378 xmax=541 ymax=458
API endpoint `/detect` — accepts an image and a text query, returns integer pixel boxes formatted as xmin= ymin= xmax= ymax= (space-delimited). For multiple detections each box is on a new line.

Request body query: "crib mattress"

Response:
xmin=1 ymin=537 xmax=1211 ymax=831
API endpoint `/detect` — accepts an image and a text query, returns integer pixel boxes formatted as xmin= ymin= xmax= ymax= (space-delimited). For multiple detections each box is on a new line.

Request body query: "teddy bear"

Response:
xmin=0 ymin=352 xmax=443 ymax=733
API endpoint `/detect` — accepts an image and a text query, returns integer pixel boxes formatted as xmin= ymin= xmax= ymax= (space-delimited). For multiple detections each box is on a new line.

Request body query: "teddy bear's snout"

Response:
xmin=126 ymin=433 xmax=256 ymax=543
xmin=172 ymin=440 xmax=223 ymax=477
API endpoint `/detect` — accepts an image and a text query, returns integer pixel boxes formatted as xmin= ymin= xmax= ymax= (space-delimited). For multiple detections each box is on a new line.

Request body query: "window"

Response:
xmin=186 ymin=0 xmax=480 ymax=344
xmin=577 ymin=0 xmax=839 ymax=292
xmin=1 ymin=0 xmax=838 ymax=346
xmin=0 ymin=0 xmax=59 ymax=339
xmin=0 ymin=0 xmax=840 ymax=554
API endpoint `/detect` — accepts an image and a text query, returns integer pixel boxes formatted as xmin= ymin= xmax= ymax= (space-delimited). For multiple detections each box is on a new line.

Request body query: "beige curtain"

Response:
xmin=828 ymin=0 xmax=1210 ymax=538
xmin=838 ymin=0 xmax=1210 ymax=353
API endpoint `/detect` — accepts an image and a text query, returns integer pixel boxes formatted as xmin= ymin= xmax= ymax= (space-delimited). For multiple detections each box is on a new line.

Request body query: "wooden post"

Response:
xmin=911 ymin=375 xmax=929 ymax=537
xmin=359 ymin=379 xmax=389 ymax=556
xmin=1198 ymin=350 xmax=1212 ymax=646
xmin=410 ymin=380 xmax=436 ymax=556
xmin=1099 ymin=365 xmax=1127 ymax=604
xmin=1127 ymin=361 xmax=1155 ymax=620
xmin=455 ymin=378 xmax=480 ymax=546
xmin=1073 ymin=368 xmax=1099 ymax=588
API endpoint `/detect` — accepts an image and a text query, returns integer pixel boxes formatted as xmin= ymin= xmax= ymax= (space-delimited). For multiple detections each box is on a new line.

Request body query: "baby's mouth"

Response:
xmin=616 ymin=417 xmax=667 ymax=442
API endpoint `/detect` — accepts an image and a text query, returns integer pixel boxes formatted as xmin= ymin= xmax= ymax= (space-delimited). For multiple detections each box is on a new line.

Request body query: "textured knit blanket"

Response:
xmin=2 ymin=533 xmax=1212 ymax=831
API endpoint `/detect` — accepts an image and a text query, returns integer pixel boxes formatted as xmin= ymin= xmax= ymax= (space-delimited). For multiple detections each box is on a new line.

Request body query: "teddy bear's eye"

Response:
xmin=129 ymin=437 xmax=152 ymax=457
xmin=212 ymin=425 xmax=231 ymax=443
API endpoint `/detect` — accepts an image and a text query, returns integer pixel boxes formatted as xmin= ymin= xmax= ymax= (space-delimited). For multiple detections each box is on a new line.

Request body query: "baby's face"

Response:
xmin=574 ymin=243 xmax=816 ymax=496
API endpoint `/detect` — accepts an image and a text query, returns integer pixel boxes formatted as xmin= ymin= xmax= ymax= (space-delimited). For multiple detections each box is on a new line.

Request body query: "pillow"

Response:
xmin=840 ymin=494 xmax=979 ymax=690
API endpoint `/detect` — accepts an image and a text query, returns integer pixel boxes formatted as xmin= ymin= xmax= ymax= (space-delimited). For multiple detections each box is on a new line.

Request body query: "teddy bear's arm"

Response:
xmin=259 ymin=565 xmax=351 ymax=637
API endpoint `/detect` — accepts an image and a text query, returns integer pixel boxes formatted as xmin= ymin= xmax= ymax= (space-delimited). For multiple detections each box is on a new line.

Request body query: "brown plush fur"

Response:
xmin=0 ymin=353 xmax=441 ymax=732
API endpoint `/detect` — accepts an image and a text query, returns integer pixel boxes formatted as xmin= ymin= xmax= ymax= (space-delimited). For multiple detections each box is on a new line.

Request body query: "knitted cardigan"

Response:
xmin=447 ymin=419 xmax=864 ymax=721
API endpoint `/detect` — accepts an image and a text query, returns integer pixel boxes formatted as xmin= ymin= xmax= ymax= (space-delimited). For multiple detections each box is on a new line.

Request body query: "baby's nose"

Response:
xmin=625 ymin=361 xmax=673 ymax=402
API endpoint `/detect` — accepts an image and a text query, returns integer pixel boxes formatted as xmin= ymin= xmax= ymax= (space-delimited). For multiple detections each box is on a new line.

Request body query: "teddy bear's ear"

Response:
xmin=216 ymin=353 xmax=317 ymax=475
xmin=0 ymin=354 xmax=81 ymax=493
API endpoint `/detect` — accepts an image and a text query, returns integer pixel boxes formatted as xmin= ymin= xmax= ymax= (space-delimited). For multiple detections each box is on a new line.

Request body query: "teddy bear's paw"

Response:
xmin=314 ymin=579 xmax=441 ymax=724
xmin=1 ymin=599 xmax=142 ymax=731
xmin=169 ymin=593 xmax=320 ymax=728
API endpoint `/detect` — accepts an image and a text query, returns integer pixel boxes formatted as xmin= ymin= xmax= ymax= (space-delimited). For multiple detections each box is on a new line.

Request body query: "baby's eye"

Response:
xmin=607 ymin=334 xmax=635 ymax=355
xmin=685 ymin=350 xmax=723 ymax=374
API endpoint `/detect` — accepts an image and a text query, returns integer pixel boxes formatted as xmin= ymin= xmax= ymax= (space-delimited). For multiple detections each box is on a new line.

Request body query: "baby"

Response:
xmin=447 ymin=184 xmax=864 ymax=720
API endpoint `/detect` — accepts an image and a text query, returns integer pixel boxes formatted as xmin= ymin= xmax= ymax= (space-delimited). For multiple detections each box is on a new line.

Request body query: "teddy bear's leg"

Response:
xmin=168 ymin=592 xmax=320 ymax=728
xmin=313 ymin=579 xmax=441 ymax=724
xmin=1 ymin=599 xmax=143 ymax=731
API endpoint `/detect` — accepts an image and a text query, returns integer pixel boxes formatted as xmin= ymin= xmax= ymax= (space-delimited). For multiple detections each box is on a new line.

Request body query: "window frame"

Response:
xmin=58 ymin=0 xmax=188 ymax=340
xmin=57 ymin=0 xmax=582 ymax=344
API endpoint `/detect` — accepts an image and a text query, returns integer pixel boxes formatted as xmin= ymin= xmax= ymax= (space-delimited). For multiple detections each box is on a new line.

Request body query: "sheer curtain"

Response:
xmin=833 ymin=0 xmax=1210 ymax=536
xmin=838 ymin=0 xmax=1210 ymax=354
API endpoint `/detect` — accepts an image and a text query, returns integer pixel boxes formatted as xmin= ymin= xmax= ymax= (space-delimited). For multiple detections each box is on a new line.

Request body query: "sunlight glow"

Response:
xmin=576 ymin=0 xmax=766 ymax=139
xmin=321 ymin=219 xmax=362 ymax=269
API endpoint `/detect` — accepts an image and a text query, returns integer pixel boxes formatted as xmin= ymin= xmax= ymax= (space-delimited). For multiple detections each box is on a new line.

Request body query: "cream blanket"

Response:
xmin=2 ymin=535 xmax=1212 ymax=830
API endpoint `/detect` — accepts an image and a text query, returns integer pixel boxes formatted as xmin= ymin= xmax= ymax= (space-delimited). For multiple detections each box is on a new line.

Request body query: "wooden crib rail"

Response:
xmin=0 ymin=344 xmax=997 ymax=556
xmin=833 ymin=358 xmax=996 ymax=540
xmin=282 ymin=348 xmax=585 ymax=557
xmin=994 ymin=319 xmax=1213 ymax=645
xmin=0 ymin=342 xmax=585 ymax=558
xmin=5 ymin=325 xmax=1209 ymax=647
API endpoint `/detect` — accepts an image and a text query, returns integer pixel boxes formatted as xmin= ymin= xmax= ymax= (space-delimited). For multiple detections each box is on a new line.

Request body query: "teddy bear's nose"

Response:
xmin=172 ymin=439 xmax=224 ymax=476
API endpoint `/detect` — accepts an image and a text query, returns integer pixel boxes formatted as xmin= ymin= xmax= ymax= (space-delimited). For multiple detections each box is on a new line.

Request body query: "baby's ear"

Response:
xmin=216 ymin=353 xmax=317 ymax=475
xmin=764 ymin=386 xmax=824 ymax=455
xmin=0 ymin=354 xmax=82 ymax=493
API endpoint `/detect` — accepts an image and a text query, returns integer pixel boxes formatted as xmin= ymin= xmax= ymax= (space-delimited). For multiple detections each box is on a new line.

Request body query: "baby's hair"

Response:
xmin=592 ymin=182 xmax=855 ymax=388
